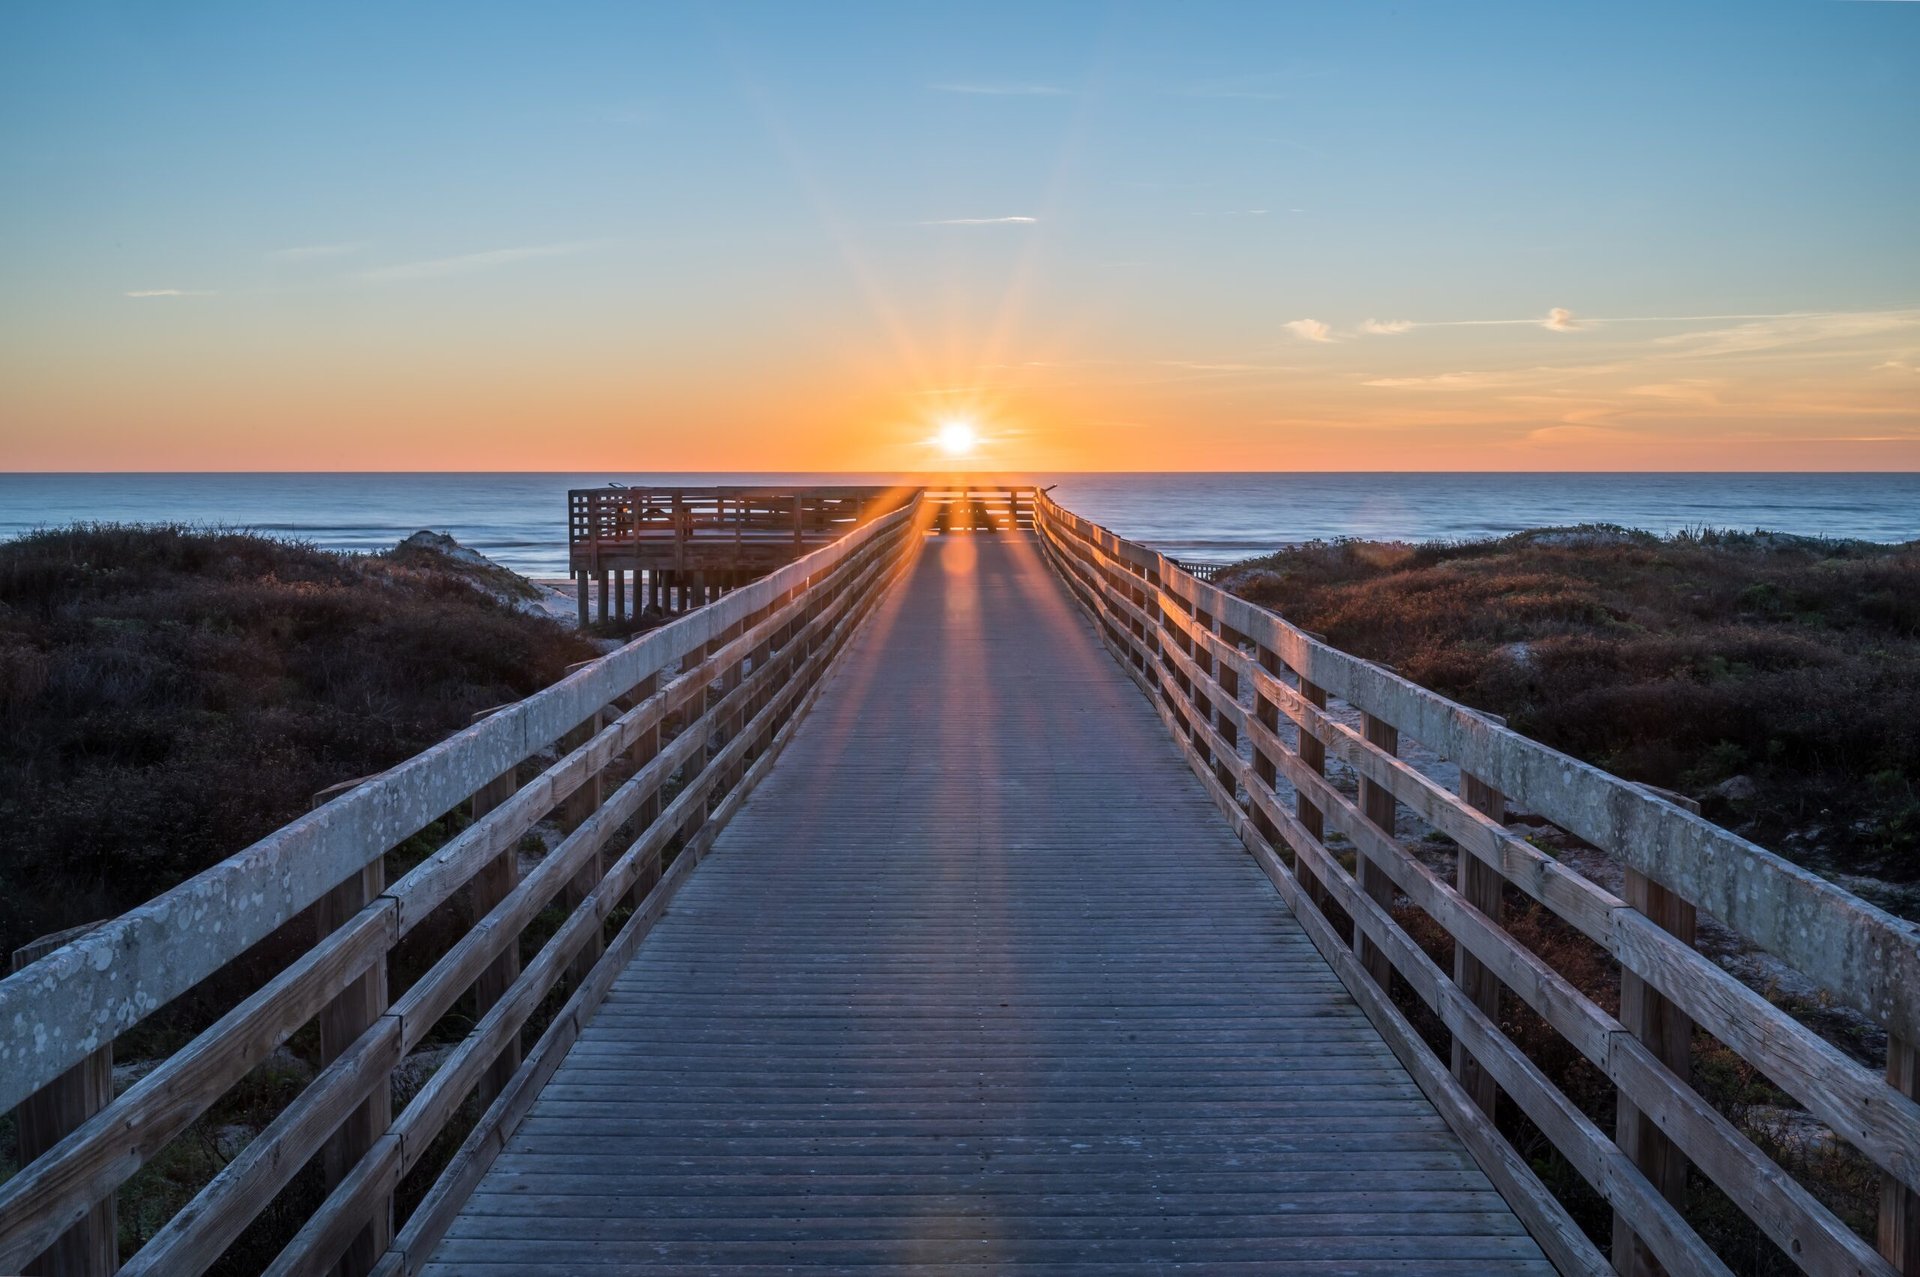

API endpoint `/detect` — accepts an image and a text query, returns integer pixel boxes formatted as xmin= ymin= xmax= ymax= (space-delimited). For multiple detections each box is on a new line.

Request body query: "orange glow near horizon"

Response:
xmin=3 ymin=9 xmax=1916 ymax=475
xmin=4 ymin=300 xmax=1917 ymax=472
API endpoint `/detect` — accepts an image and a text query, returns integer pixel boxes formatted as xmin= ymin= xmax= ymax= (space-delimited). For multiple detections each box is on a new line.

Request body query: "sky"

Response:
xmin=1 ymin=1 xmax=1916 ymax=472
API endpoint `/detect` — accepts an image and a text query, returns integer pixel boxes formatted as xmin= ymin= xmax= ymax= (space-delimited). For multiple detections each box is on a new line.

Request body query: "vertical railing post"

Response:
xmin=1251 ymin=646 xmax=1284 ymax=855
xmin=1454 ymin=767 xmax=1508 ymax=1117
xmin=1614 ymin=787 xmax=1699 ymax=1277
xmin=1292 ymin=671 xmax=1331 ymax=913
xmin=555 ymin=687 xmax=607 ymax=982
xmin=1214 ymin=623 xmax=1242 ymax=792
xmin=314 ymin=854 xmax=391 ymax=1276
xmin=467 ymin=706 xmax=522 ymax=1107
xmin=1885 ymin=1035 xmax=1920 ymax=1272
xmin=10 ymin=924 xmax=116 ymax=1277
xmin=1354 ymin=710 xmax=1400 ymax=987
xmin=1189 ymin=602 xmax=1218 ymax=776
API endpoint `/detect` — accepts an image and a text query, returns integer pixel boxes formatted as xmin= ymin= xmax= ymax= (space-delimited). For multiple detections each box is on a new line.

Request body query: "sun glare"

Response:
xmin=935 ymin=420 xmax=979 ymax=457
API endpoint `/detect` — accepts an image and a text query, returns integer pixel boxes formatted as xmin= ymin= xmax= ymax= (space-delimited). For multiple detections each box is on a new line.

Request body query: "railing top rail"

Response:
xmin=1034 ymin=488 xmax=1920 ymax=1041
xmin=0 ymin=500 xmax=921 ymax=1110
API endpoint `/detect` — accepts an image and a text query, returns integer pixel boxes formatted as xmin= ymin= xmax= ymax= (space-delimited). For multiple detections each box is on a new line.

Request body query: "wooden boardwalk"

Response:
xmin=425 ymin=535 xmax=1550 ymax=1275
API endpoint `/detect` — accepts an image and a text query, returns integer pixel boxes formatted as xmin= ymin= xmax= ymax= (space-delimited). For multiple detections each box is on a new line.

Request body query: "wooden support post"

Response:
xmin=1251 ymin=647 xmax=1284 ymax=851
xmin=1189 ymin=606 xmax=1219 ymax=775
xmin=1354 ymin=711 xmax=1400 ymax=988
xmin=1885 ymin=1034 xmax=1920 ymax=1273
xmin=595 ymin=571 xmax=608 ymax=624
xmin=628 ymin=674 xmax=663 ymax=905
xmin=1614 ymin=790 xmax=1698 ymax=1277
xmin=1214 ymin=624 xmax=1241 ymax=792
xmin=554 ymin=698 xmax=605 ymax=982
xmin=11 ymin=924 xmax=116 ymax=1277
xmin=612 ymin=569 xmax=625 ymax=622
xmin=1293 ymin=675 xmax=1331 ymax=911
xmin=574 ymin=572 xmax=588 ymax=627
xmin=1453 ymin=772 xmax=1508 ymax=1118
xmin=314 ymin=857 xmax=391 ymax=1276
xmin=468 ymin=707 xmax=521 ymax=1107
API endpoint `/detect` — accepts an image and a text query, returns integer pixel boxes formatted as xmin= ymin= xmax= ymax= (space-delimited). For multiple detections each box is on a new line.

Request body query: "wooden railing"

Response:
xmin=917 ymin=483 xmax=1036 ymax=534
xmin=568 ymin=485 xmax=912 ymax=567
xmin=567 ymin=484 xmax=1034 ymax=556
xmin=1034 ymin=491 xmax=1920 ymax=1277
xmin=0 ymin=497 xmax=925 ymax=1277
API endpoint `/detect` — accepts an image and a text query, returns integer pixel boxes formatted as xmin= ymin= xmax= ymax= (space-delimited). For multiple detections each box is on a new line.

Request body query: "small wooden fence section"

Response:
xmin=565 ymin=484 xmax=1031 ymax=624
xmin=1034 ymin=490 xmax=1920 ymax=1277
xmin=0 ymin=498 xmax=926 ymax=1277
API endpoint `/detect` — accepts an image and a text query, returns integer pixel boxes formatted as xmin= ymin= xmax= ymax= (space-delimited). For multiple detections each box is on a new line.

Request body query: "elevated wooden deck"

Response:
xmin=425 ymin=535 xmax=1547 ymax=1273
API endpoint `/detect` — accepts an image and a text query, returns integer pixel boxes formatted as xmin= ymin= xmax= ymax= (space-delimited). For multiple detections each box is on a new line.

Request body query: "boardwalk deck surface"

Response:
xmin=426 ymin=535 xmax=1551 ymax=1275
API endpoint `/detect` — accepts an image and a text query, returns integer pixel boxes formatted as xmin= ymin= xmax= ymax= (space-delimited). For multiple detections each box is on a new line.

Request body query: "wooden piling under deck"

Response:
xmin=424 ymin=535 xmax=1550 ymax=1274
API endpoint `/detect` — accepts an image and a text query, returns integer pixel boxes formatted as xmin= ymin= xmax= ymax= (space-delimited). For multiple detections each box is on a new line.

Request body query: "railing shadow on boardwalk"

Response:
xmin=0 ymin=483 xmax=1914 ymax=1276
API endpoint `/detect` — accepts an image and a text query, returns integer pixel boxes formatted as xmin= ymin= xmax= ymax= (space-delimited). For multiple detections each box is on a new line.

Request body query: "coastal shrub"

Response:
xmin=1227 ymin=526 xmax=1920 ymax=897
xmin=0 ymin=523 xmax=597 ymax=957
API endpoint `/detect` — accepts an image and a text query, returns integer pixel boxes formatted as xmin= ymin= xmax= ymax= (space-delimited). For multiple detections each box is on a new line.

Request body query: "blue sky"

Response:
xmin=2 ymin=1 xmax=1916 ymax=469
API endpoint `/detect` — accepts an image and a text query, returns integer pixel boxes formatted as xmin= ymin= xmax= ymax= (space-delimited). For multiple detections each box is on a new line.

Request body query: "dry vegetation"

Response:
xmin=0 ymin=523 xmax=597 ymax=958
xmin=1224 ymin=524 xmax=1920 ymax=915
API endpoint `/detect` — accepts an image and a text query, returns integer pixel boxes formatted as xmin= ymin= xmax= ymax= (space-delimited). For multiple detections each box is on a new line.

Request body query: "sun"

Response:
xmin=935 ymin=420 xmax=979 ymax=457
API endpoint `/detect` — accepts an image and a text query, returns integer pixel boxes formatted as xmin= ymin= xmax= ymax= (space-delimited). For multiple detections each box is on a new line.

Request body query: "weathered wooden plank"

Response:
xmin=0 ymin=905 xmax=395 ymax=1274
xmin=314 ymin=862 xmax=392 ymax=1276
xmin=9 ymin=926 xmax=115 ymax=1277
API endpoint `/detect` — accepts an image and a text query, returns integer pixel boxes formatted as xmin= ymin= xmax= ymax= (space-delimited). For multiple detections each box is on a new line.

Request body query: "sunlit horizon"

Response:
xmin=2 ymin=3 xmax=1915 ymax=473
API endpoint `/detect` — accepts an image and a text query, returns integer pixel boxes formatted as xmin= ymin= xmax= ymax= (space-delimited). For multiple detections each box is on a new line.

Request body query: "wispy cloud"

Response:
xmin=358 ymin=241 xmax=599 ymax=283
xmin=932 ymin=83 xmax=1070 ymax=97
xmin=1628 ymin=379 xmax=1724 ymax=406
xmin=1283 ymin=318 xmax=1334 ymax=343
xmin=269 ymin=243 xmax=360 ymax=261
xmin=1363 ymin=364 xmax=1624 ymax=391
xmin=919 ymin=216 xmax=1038 ymax=226
xmin=124 ymin=289 xmax=214 ymax=298
xmin=1352 ymin=306 xmax=1919 ymax=339
xmin=1651 ymin=309 xmax=1920 ymax=358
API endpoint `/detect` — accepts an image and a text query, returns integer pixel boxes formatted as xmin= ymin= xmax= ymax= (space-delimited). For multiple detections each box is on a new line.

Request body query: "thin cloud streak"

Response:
xmin=1284 ymin=318 xmax=1334 ymax=343
xmin=124 ymin=289 xmax=214 ymax=298
xmin=358 ymin=241 xmax=599 ymax=283
xmin=1652 ymin=310 xmax=1920 ymax=358
xmin=1357 ymin=307 xmax=1919 ymax=334
xmin=918 ymin=216 xmax=1038 ymax=226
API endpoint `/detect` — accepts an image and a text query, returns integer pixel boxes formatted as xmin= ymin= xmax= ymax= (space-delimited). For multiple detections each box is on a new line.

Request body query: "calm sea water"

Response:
xmin=0 ymin=473 xmax=1914 ymax=577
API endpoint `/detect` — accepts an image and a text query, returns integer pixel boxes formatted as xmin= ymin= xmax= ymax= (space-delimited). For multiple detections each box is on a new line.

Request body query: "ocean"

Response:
xmin=0 ymin=472 xmax=1914 ymax=577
